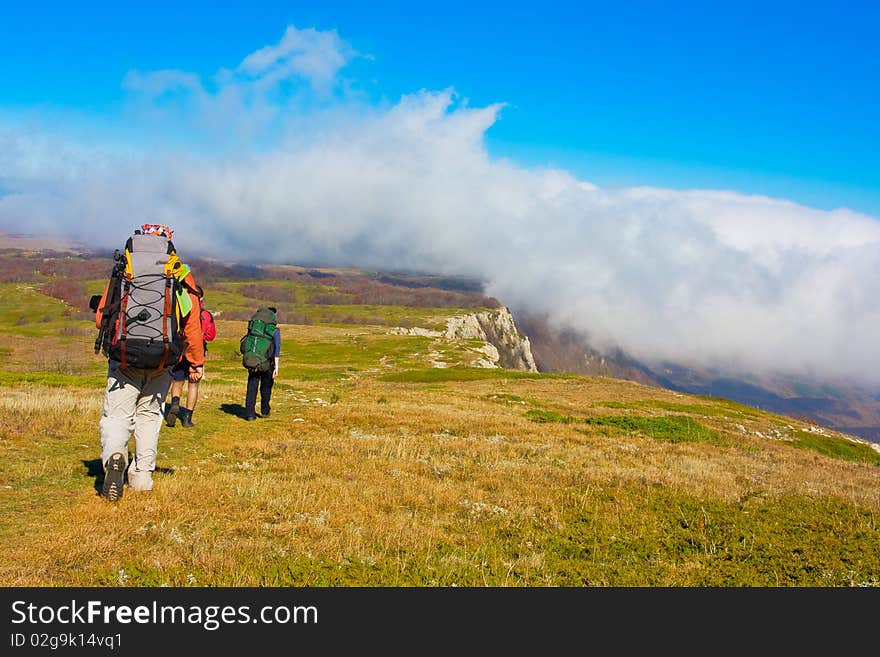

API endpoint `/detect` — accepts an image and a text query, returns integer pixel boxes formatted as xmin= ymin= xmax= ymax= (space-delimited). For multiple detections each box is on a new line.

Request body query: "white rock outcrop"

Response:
xmin=390 ymin=307 xmax=538 ymax=372
xmin=445 ymin=307 xmax=538 ymax=372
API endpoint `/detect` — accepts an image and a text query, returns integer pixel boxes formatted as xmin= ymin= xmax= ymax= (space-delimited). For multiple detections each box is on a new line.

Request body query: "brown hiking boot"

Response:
xmin=166 ymin=400 xmax=180 ymax=428
xmin=101 ymin=452 xmax=126 ymax=501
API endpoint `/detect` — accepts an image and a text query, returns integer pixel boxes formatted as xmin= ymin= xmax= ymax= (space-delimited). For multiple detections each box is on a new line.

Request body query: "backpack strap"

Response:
xmin=123 ymin=237 xmax=134 ymax=279
xmin=118 ymin=278 xmax=130 ymax=372
xmin=154 ymin=274 xmax=173 ymax=373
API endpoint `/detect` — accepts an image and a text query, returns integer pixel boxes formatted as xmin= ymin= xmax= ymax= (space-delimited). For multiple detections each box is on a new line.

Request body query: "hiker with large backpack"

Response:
xmin=90 ymin=224 xmax=205 ymax=501
xmin=165 ymin=285 xmax=216 ymax=428
xmin=240 ymin=306 xmax=280 ymax=421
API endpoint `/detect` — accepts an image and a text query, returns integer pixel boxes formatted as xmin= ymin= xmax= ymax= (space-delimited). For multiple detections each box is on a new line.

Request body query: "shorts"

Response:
xmin=171 ymin=357 xmax=195 ymax=382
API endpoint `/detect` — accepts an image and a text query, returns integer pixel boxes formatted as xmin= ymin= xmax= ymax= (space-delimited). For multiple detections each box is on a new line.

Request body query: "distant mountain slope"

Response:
xmin=0 ymin=230 xmax=84 ymax=253
xmin=515 ymin=311 xmax=880 ymax=445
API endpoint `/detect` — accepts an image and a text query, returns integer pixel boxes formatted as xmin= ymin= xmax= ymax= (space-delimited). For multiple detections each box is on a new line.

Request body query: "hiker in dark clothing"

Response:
xmin=244 ymin=307 xmax=280 ymax=421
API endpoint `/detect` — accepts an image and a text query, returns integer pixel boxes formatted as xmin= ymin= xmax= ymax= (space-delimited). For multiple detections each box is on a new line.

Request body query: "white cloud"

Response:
xmin=236 ymin=25 xmax=356 ymax=95
xmin=122 ymin=69 xmax=205 ymax=97
xmin=2 ymin=25 xmax=880 ymax=388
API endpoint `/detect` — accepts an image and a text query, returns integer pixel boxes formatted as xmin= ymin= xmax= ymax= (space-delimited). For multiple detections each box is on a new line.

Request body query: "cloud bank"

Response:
xmin=2 ymin=25 xmax=880 ymax=387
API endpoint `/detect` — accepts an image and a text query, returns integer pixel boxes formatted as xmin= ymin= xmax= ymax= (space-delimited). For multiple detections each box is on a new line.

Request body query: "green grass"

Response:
xmin=0 ymin=283 xmax=76 ymax=336
xmin=526 ymin=406 xmax=880 ymax=463
xmin=0 ymin=371 xmax=105 ymax=387
xmin=581 ymin=415 xmax=721 ymax=443
xmin=792 ymin=430 xmax=880 ymax=466
xmin=693 ymin=395 xmax=774 ymax=420
xmin=532 ymin=488 xmax=880 ymax=586
xmin=276 ymin=366 xmax=352 ymax=382
xmin=292 ymin=336 xmax=431 ymax=367
xmin=524 ymin=409 xmax=576 ymax=423
xmin=596 ymin=398 xmax=767 ymax=420
xmin=486 ymin=393 xmax=526 ymax=402
xmin=381 ymin=367 xmax=561 ymax=383
xmin=525 ymin=407 xmax=722 ymax=444
xmin=484 ymin=393 xmax=544 ymax=407
xmin=206 ymin=281 xmax=464 ymax=330
xmin=204 ymin=330 xmax=440 ymax=382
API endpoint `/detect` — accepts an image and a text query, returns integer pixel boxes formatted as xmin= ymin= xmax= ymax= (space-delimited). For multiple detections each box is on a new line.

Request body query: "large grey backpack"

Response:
xmin=106 ymin=230 xmax=183 ymax=370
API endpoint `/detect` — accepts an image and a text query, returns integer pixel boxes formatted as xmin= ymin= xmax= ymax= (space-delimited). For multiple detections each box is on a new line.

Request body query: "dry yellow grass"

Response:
xmin=1 ymin=323 xmax=879 ymax=586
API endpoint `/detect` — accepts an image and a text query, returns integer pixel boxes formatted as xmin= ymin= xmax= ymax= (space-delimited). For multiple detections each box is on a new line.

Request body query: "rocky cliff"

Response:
xmin=445 ymin=308 xmax=537 ymax=371
xmin=391 ymin=307 xmax=538 ymax=372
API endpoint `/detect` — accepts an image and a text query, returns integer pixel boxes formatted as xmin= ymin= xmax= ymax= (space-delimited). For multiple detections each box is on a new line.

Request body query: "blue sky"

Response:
xmin=2 ymin=0 xmax=878 ymax=215
xmin=3 ymin=1 xmax=880 ymax=384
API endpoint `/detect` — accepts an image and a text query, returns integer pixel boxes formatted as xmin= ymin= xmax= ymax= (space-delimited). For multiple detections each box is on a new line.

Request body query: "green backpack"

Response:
xmin=240 ymin=308 xmax=277 ymax=372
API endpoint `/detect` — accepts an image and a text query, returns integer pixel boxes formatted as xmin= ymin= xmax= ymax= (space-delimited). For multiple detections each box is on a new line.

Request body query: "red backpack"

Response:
xmin=200 ymin=303 xmax=217 ymax=347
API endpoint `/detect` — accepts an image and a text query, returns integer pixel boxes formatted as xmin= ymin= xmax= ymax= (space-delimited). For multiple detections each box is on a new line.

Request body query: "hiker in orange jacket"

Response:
xmin=165 ymin=284 xmax=213 ymax=428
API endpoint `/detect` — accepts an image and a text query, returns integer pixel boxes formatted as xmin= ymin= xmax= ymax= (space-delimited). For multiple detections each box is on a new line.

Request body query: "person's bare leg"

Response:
xmin=181 ymin=381 xmax=200 ymax=427
xmin=185 ymin=381 xmax=199 ymax=413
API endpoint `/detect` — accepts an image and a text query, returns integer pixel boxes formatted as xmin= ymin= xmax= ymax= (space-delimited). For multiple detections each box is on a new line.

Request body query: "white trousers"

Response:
xmin=99 ymin=360 xmax=172 ymax=491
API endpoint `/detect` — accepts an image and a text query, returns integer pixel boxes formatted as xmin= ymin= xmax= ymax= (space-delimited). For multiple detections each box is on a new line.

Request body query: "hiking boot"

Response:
xmin=245 ymin=414 xmax=257 ymax=422
xmin=180 ymin=408 xmax=194 ymax=427
xmin=101 ymin=452 xmax=126 ymax=501
xmin=166 ymin=400 xmax=180 ymax=427
xmin=261 ymin=410 xmax=270 ymax=417
xmin=127 ymin=466 xmax=153 ymax=492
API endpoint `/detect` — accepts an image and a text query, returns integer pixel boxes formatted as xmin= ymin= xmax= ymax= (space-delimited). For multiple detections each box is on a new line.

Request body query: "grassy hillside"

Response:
xmin=517 ymin=311 xmax=880 ymax=444
xmin=1 ymin=252 xmax=879 ymax=586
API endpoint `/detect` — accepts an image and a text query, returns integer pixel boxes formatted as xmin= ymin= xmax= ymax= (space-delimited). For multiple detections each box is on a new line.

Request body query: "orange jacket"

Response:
xmin=95 ymin=271 xmax=205 ymax=368
xmin=178 ymin=272 xmax=206 ymax=367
